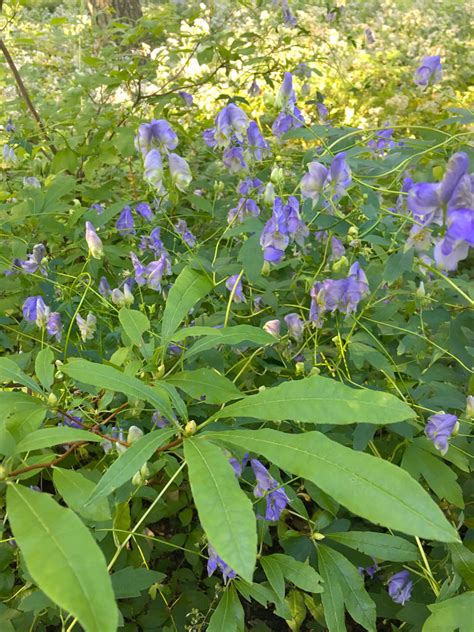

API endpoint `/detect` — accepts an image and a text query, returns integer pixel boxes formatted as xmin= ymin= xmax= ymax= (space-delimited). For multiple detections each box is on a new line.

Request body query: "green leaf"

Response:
xmin=184 ymin=438 xmax=257 ymax=582
xmin=7 ymin=485 xmax=118 ymax=632
xmin=34 ymin=348 xmax=54 ymax=391
xmin=0 ymin=357 xmax=43 ymax=395
xmin=111 ymin=568 xmax=166 ymax=599
xmin=317 ymin=546 xmax=345 ymax=632
xmin=118 ymin=308 xmax=150 ymax=346
xmin=267 ymin=554 xmax=323 ymax=594
xmin=0 ymin=392 xmax=47 ymax=442
xmin=328 ymin=531 xmax=419 ymax=562
xmin=166 ymin=369 xmax=243 ymax=404
xmin=207 ymin=585 xmax=244 ymax=632
xmin=318 ymin=546 xmax=376 ymax=632
xmin=62 ymin=358 xmax=173 ymax=419
xmin=86 ymin=428 xmax=174 ymax=504
xmin=179 ymin=325 xmax=275 ymax=359
xmin=260 ymin=556 xmax=285 ymax=602
xmin=208 ymin=429 xmax=459 ymax=542
xmin=449 ymin=543 xmax=474 ymax=590
xmin=423 ymin=592 xmax=474 ymax=631
xmin=161 ymin=267 xmax=213 ymax=343
xmin=16 ymin=427 xmax=103 ymax=453
xmin=52 ymin=469 xmax=111 ymax=522
xmin=214 ymin=375 xmax=415 ymax=425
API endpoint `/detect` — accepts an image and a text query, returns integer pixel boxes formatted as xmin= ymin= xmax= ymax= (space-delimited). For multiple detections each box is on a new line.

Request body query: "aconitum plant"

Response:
xmin=0 ymin=6 xmax=472 ymax=632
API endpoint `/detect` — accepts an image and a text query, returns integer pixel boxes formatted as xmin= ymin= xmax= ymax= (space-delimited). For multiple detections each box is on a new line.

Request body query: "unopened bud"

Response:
xmin=0 ymin=465 xmax=8 ymax=480
xmin=270 ymin=166 xmax=284 ymax=185
xmin=261 ymin=260 xmax=271 ymax=276
xmin=55 ymin=371 xmax=64 ymax=380
xmin=416 ymin=281 xmax=426 ymax=298
xmin=466 ymin=396 xmax=474 ymax=419
xmin=348 ymin=226 xmax=359 ymax=239
xmin=127 ymin=425 xmax=144 ymax=444
xmin=132 ymin=471 xmax=143 ymax=486
xmin=184 ymin=420 xmax=197 ymax=437
xmin=155 ymin=364 xmax=165 ymax=379
xmin=295 ymin=362 xmax=305 ymax=376
xmin=47 ymin=393 xmax=58 ymax=407
xmin=332 ymin=255 xmax=348 ymax=273
xmin=309 ymin=366 xmax=320 ymax=376
xmin=312 ymin=532 xmax=325 ymax=541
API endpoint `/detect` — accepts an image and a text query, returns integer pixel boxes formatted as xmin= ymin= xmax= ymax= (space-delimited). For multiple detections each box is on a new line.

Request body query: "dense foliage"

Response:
xmin=1 ymin=1 xmax=473 ymax=630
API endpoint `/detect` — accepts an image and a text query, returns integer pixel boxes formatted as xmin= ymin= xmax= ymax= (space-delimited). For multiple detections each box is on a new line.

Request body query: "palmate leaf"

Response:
xmin=206 ymin=429 xmax=459 ymax=543
xmin=214 ymin=375 xmax=415 ymax=425
xmin=7 ymin=484 xmax=118 ymax=632
xmin=184 ymin=438 xmax=257 ymax=583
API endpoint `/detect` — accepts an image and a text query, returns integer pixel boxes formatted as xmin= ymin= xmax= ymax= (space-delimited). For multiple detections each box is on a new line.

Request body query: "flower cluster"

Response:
xmin=204 ymin=103 xmax=270 ymax=175
xmin=251 ymin=459 xmax=289 ymax=521
xmin=135 ymin=119 xmax=192 ymax=193
xmin=227 ymin=177 xmax=264 ymax=224
xmin=22 ymin=296 xmax=62 ymax=342
xmin=260 ymin=196 xmax=308 ymax=263
xmin=5 ymin=243 xmax=47 ymax=276
xmin=367 ymin=127 xmax=398 ymax=156
xmin=272 ymin=72 xmax=305 ymax=137
xmin=406 ymin=152 xmax=474 ymax=271
xmin=300 ymin=152 xmax=352 ymax=210
xmin=310 ymin=262 xmax=369 ymax=327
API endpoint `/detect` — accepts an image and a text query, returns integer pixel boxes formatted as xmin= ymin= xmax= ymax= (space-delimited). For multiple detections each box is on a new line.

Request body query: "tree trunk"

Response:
xmin=88 ymin=0 xmax=142 ymax=27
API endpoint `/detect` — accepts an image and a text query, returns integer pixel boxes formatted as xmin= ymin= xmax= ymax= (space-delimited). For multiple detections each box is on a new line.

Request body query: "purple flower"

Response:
xmin=272 ymin=106 xmax=304 ymax=137
xmin=23 ymin=176 xmax=41 ymax=188
xmin=168 ymin=153 xmax=192 ymax=191
xmin=280 ymin=0 xmax=297 ymax=26
xmin=328 ymin=152 xmax=352 ymax=201
xmin=300 ymin=161 xmax=329 ymax=203
xmin=358 ymin=558 xmax=379 ymax=578
xmin=3 ymin=144 xmax=16 ymax=163
xmin=284 ymin=313 xmax=304 ymax=340
xmin=214 ymin=104 xmax=248 ymax=147
xmin=202 ymin=128 xmax=217 ymax=148
xmin=152 ymin=411 xmax=170 ymax=428
xmin=238 ymin=177 xmax=264 ymax=196
xmin=140 ymin=227 xmax=166 ymax=255
xmin=207 ymin=544 xmax=236 ymax=582
xmin=98 ymin=276 xmax=111 ymax=297
xmin=58 ymin=411 xmax=83 ymax=428
xmin=276 ymin=72 xmax=296 ymax=110
xmin=425 ymin=413 xmax=458 ymax=455
xmin=225 ymin=274 xmax=245 ymax=303
xmin=260 ymin=198 xmax=290 ymax=263
xmin=251 ymin=459 xmax=289 ymax=521
xmin=76 ymin=312 xmax=97 ymax=342
xmin=388 ymin=570 xmax=413 ymax=605
xmin=116 ymin=206 xmax=135 ymax=236
xmin=135 ymin=119 xmax=178 ymax=155
xmin=433 ymin=208 xmax=473 ymax=271
xmin=85 ymin=221 xmax=104 ymax=259
xmin=46 ymin=312 xmax=62 ymax=342
xmin=227 ymin=197 xmax=260 ymax=224
xmin=178 ymin=91 xmax=193 ymax=106
xmin=365 ymin=27 xmax=375 ymax=45
xmin=228 ymin=454 xmax=248 ymax=477
xmin=368 ymin=128 xmax=396 ymax=156
xmin=6 ymin=118 xmax=15 ymax=132
xmin=20 ymin=244 xmax=47 ymax=275
xmin=317 ymin=101 xmax=329 ymax=121
xmin=330 ymin=236 xmax=345 ymax=261
xmin=111 ymin=285 xmax=134 ymax=307
xmin=175 ymin=219 xmax=196 ymax=247
xmin=23 ymin=296 xmax=46 ymax=322
xmin=146 ymin=254 xmax=171 ymax=291
xmin=414 ymin=55 xmax=442 ymax=87
xmin=223 ymin=146 xmax=248 ymax=174
xmin=90 ymin=203 xmax=104 ymax=214
xmin=144 ymin=149 xmax=164 ymax=190
xmin=135 ymin=202 xmax=154 ymax=221
xmin=248 ymin=79 xmax=261 ymax=97
xmin=263 ymin=319 xmax=281 ymax=337
xmin=310 ymin=262 xmax=369 ymax=327
xmin=246 ymin=121 xmax=270 ymax=161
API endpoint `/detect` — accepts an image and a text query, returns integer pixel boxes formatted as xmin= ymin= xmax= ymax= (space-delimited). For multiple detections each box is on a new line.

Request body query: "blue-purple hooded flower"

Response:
xmin=246 ymin=121 xmax=270 ymax=161
xmin=251 ymin=459 xmax=289 ymax=521
xmin=116 ymin=206 xmax=135 ymax=236
xmin=414 ymin=55 xmax=442 ymax=86
xmin=20 ymin=244 xmax=47 ymax=275
xmin=425 ymin=413 xmax=459 ymax=455
xmin=135 ymin=119 xmax=178 ymax=155
xmin=300 ymin=162 xmax=329 ymax=202
xmin=225 ymin=274 xmax=246 ymax=303
xmin=85 ymin=221 xmax=104 ymax=259
xmin=207 ymin=544 xmax=236 ymax=582
xmin=143 ymin=149 xmax=164 ymax=190
xmin=223 ymin=146 xmax=248 ymax=174
xmin=23 ymin=296 xmax=46 ymax=322
xmin=388 ymin=570 xmax=413 ymax=605
xmin=135 ymin=202 xmax=154 ymax=221
xmin=276 ymin=72 xmax=296 ymax=110
xmin=214 ymin=104 xmax=248 ymax=147
xmin=168 ymin=153 xmax=192 ymax=191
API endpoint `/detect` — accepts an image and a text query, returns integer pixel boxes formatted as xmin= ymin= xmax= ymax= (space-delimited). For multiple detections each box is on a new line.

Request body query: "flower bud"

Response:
xmin=309 ymin=366 xmax=321 ymax=376
xmin=154 ymin=364 xmax=165 ymax=379
xmin=348 ymin=226 xmax=359 ymax=239
xmin=416 ymin=281 xmax=426 ymax=298
xmin=263 ymin=319 xmax=280 ymax=338
xmin=263 ymin=182 xmax=276 ymax=206
xmin=270 ymin=166 xmax=284 ymax=185
xmin=85 ymin=221 xmax=103 ymax=259
xmin=55 ymin=371 xmax=64 ymax=380
xmin=127 ymin=425 xmax=144 ymax=444
xmin=0 ymin=465 xmax=8 ymax=480
xmin=312 ymin=532 xmax=325 ymax=541
xmin=466 ymin=395 xmax=474 ymax=419
xmin=47 ymin=392 xmax=58 ymax=407
xmin=332 ymin=255 xmax=348 ymax=273
xmin=295 ymin=361 xmax=305 ymax=375
xmin=184 ymin=420 xmax=197 ymax=437
xmin=132 ymin=471 xmax=143 ymax=486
